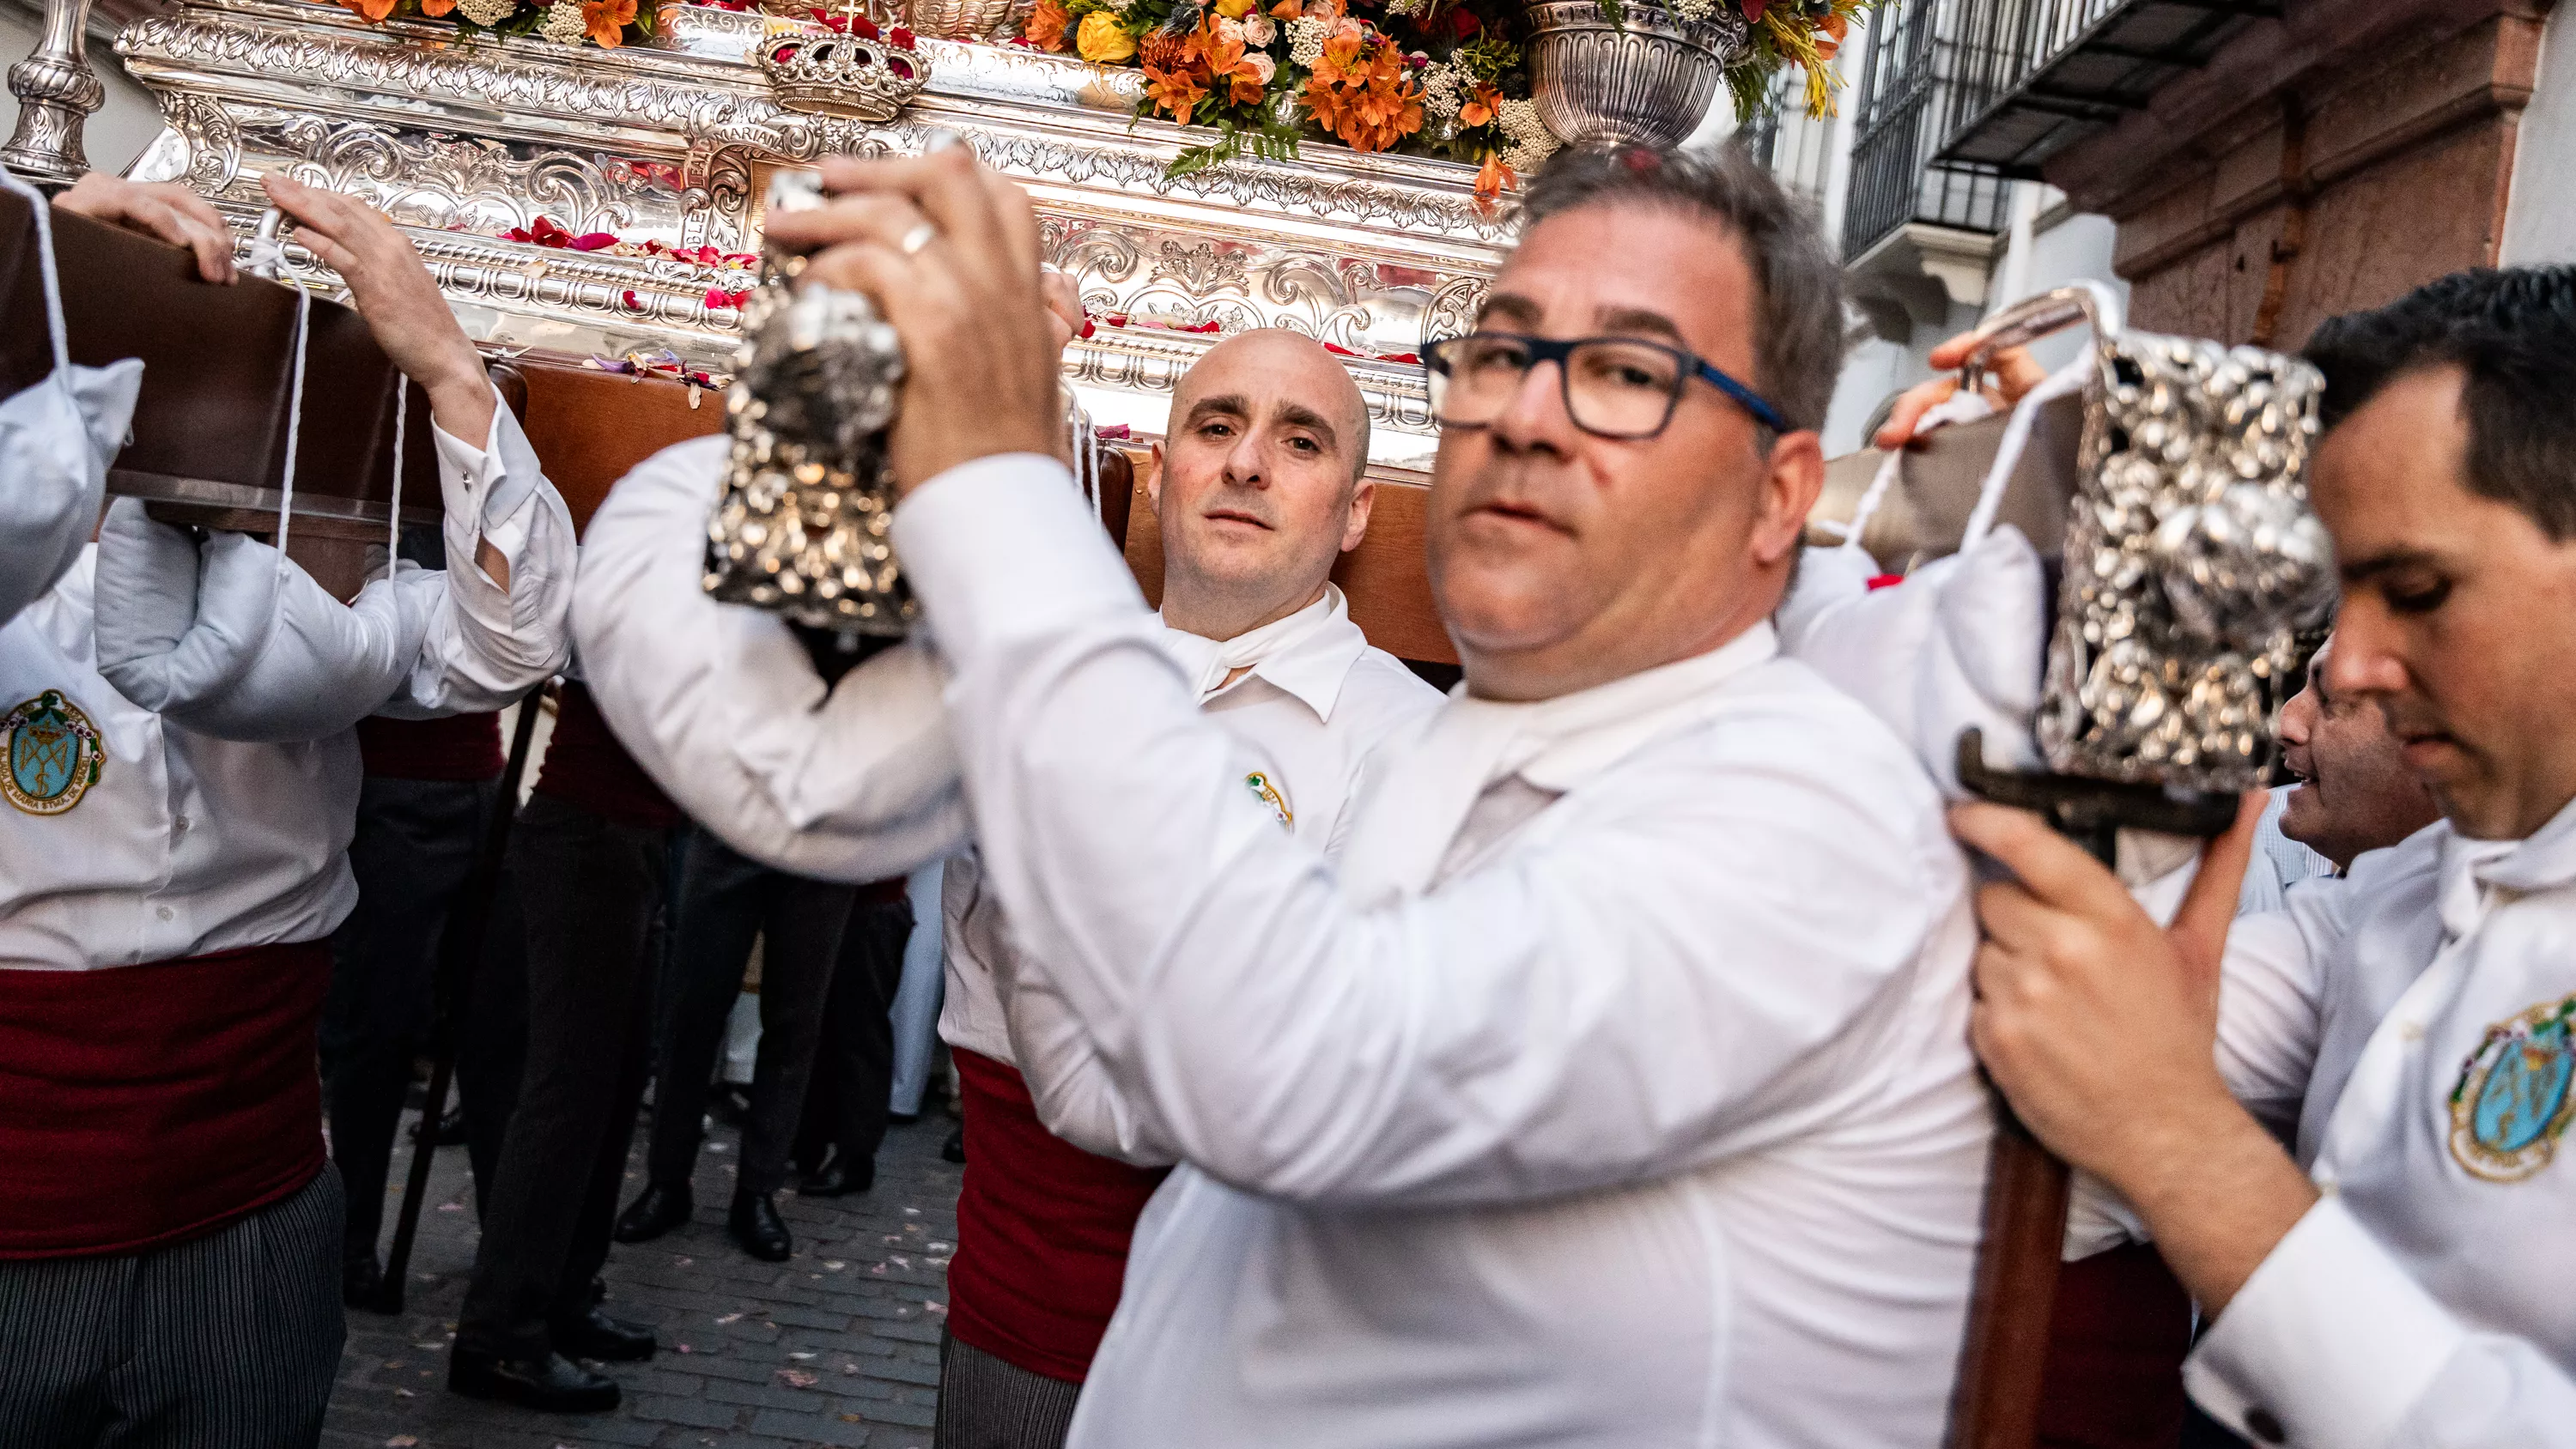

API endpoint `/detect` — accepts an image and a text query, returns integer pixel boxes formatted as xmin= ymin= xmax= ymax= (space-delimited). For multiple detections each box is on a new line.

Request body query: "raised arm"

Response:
xmin=890 ymin=458 xmax=1959 ymax=1208
xmin=262 ymin=173 xmax=574 ymax=714
xmin=570 ymin=436 xmax=968 ymax=884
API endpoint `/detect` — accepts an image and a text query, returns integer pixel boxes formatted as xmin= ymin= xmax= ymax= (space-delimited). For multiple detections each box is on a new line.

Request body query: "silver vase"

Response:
xmin=1524 ymin=1 xmax=1748 ymax=149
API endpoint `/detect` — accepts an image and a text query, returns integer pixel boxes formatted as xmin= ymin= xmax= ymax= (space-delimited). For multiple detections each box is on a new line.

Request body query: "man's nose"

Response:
xmin=1488 ymin=358 xmax=1580 ymax=454
xmin=2324 ymin=609 xmax=2408 ymax=700
xmin=1224 ymin=433 xmax=1269 ymax=488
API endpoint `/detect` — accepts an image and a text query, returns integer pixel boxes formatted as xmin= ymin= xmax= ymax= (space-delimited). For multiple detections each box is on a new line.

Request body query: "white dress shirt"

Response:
xmin=888 ymin=453 xmax=1992 ymax=1448
xmin=1 ymin=401 xmax=573 ymax=971
xmin=2180 ymin=803 xmax=2576 ymax=1448
xmin=941 ymin=587 xmax=1440 ymax=1144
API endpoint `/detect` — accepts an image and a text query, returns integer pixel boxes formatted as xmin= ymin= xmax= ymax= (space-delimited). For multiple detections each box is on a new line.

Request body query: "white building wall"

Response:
xmin=2502 ymin=0 xmax=2576 ymax=267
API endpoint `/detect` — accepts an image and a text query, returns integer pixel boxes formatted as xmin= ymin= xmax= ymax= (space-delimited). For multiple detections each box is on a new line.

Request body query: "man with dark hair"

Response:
xmin=1955 ymin=263 xmax=2576 ymax=1449
xmin=708 ymin=136 xmax=1995 ymax=1446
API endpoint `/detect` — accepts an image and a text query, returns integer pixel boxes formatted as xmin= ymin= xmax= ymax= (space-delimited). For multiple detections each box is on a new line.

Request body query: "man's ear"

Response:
xmin=1145 ymin=443 xmax=1165 ymax=513
xmin=1340 ymin=478 xmax=1375 ymax=553
xmin=1754 ymin=432 xmax=1826 ymax=566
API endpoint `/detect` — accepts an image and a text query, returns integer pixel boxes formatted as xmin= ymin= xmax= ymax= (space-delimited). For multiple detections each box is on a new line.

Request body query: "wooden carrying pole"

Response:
xmin=1947 ymin=1107 xmax=2074 ymax=1449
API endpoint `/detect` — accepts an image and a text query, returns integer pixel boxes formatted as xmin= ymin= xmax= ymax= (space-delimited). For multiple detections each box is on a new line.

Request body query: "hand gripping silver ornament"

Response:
xmin=702 ymin=169 xmax=914 ymax=637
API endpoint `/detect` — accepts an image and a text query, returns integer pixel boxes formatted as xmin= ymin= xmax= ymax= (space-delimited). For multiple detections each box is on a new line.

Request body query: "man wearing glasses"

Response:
xmin=707 ymin=139 xmax=1994 ymax=1446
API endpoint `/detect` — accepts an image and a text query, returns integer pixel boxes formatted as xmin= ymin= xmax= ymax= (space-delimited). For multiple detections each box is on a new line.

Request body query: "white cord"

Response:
xmin=241 ymin=233 xmax=313 ymax=561
xmin=388 ymin=385 xmax=406 ymax=564
xmin=0 ymin=167 xmax=71 ymax=378
xmin=1959 ymin=358 xmax=2087 ymax=553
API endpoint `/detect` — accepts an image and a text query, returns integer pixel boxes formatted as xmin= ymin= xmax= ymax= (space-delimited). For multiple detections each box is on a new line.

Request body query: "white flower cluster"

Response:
xmin=1286 ymin=15 xmax=1327 ymax=64
xmin=1382 ymin=0 xmax=1425 ymax=15
xmin=458 ymin=0 xmax=517 ymax=23
xmin=538 ymin=0 xmax=586 ymax=42
xmin=1419 ymin=60 xmax=1461 ymax=120
xmin=1498 ymin=96 xmax=1558 ymax=172
xmin=1668 ymin=0 xmax=1716 ymax=18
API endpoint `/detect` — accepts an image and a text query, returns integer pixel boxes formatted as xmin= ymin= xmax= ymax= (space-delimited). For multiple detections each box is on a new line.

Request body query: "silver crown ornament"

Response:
xmin=702 ymin=169 xmax=914 ymax=636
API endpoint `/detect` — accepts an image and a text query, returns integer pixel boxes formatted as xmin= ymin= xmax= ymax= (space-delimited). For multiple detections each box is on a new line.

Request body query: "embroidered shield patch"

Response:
xmin=2449 ymin=993 xmax=2576 ymax=1183
xmin=3 ymin=690 xmax=106 ymax=816
xmin=1243 ymin=771 xmax=1291 ymax=830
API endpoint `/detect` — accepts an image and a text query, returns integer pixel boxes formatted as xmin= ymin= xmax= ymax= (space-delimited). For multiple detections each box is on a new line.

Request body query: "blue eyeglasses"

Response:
xmin=1422 ymin=331 xmax=1790 ymax=440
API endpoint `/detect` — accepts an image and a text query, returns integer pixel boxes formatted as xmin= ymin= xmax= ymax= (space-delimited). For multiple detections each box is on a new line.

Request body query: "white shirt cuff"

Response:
xmin=887 ymin=452 xmax=1144 ymax=667
xmin=430 ymin=384 xmax=536 ymax=555
xmin=2184 ymin=1197 xmax=2469 ymax=1446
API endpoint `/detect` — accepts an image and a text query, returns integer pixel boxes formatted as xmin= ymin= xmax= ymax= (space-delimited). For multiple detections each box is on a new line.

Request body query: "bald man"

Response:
xmin=571 ymin=327 xmax=1439 ymax=1444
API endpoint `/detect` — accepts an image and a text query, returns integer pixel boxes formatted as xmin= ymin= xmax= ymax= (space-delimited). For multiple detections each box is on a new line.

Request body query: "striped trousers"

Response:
xmin=0 ymin=1166 xmax=344 ymax=1449
xmin=936 ymin=1331 xmax=1084 ymax=1449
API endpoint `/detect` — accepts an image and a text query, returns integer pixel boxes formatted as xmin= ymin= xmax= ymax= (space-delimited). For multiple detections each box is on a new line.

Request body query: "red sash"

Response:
xmin=945 ymin=1048 xmax=1169 ymax=1384
xmin=0 ymin=941 xmax=331 ymax=1259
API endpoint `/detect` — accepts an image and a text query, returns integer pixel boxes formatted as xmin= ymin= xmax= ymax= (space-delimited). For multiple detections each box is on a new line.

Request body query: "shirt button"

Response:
xmin=2398 ymin=1020 xmax=2424 ymax=1042
xmin=2245 ymin=1407 xmax=2287 ymax=1443
xmin=172 ymin=815 xmax=190 ymax=834
xmin=156 ymin=906 xmax=174 ymax=922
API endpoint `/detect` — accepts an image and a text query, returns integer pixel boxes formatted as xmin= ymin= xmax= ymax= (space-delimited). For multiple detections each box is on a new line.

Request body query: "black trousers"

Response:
xmin=0 ymin=1167 xmax=344 ymax=1449
xmin=456 ymin=794 xmax=669 ymax=1361
xmin=321 ymin=773 xmax=501 ymax=1264
xmin=647 ymin=828 xmax=858 ymax=1197
xmin=793 ymin=894 xmax=917 ymax=1173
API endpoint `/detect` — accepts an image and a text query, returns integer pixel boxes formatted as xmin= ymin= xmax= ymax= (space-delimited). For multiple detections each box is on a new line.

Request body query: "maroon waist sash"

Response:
xmin=0 ymin=941 xmax=331 ymax=1259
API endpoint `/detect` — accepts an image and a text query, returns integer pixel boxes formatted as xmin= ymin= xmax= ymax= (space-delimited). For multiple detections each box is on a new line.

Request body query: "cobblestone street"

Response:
xmin=325 ymin=1110 xmax=962 ymax=1449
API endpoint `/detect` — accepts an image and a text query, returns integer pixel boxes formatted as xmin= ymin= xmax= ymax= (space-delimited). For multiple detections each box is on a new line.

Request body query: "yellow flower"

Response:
xmin=1212 ymin=0 xmax=1256 ymax=17
xmin=1076 ymin=11 xmax=1138 ymax=64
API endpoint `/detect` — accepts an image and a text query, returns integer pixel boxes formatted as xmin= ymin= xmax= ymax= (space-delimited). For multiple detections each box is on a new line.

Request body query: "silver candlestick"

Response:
xmin=3 ymin=0 xmax=104 ymax=185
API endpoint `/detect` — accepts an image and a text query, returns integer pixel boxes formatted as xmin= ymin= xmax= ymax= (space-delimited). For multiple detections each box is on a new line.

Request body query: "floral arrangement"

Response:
xmin=332 ymin=0 xmax=656 ymax=48
xmin=1018 ymin=0 xmax=1863 ymax=191
xmin=1680 ymin=0 xmax=1858 ymax=122
xmin=1024 ymin=0 xmax=1550 ymax=193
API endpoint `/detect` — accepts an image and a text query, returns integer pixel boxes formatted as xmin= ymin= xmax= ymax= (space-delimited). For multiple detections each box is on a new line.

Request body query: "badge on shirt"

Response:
xmin=1243 ymin=771 xmax=1292 ymax=830
xmin=2449 ymin=992 xmax=2576 ymax=1183
xmin=3 ymin=689 xmax=106 ymax=816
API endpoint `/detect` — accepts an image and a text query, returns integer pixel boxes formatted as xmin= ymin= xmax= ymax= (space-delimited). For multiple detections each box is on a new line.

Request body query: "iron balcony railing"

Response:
xmin=1840 ymin=0 xmax=2013 ymax=262
xmin=1933 ymin=0 xmax=2276 ymax=174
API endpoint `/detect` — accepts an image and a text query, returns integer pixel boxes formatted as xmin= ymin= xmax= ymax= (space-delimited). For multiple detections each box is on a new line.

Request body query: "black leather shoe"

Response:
xmin=798 ymin=1149 xmax=874 ymax=1198
xmin=550 ymin=1305 xmax=656 ymax=1362
xmin=728 ymin=1189 xmax=793 ymax=1262
xmin=342 ymin=1253 xmax=384 ymax=1311
xmin=447 ymin=1347 xmax=620 ymax=1413
xmin=611 ymin=1183 xmax=692 ymax=1244
xmin=941 ymin=1126 xmax=968 ymax=1165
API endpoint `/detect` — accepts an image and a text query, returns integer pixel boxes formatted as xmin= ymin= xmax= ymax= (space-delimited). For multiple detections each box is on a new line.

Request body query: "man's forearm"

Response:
xmin=2115 ymin=1094 xmax=2321 ymax=1318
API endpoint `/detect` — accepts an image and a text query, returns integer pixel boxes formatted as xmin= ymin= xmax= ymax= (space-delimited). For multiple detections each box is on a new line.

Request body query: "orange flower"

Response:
xmin=1268 ymin=0 xmax=1299 ymax=16
xmin=416 ymin=0 xmax=457 ymax=14
xmin=338 ymin=0 xmax=398 ymax=21
xmin=1024 ymin=0 xmax=1072 ymax=52
xmin=1303 ymin=27 xmax=1419 ymax=152
xmin=1816 ymin=12 xmax=1847 ymax=58
xmin=1192 ymin=14 xmax=1267 ymax=106
xmin=1141 ymin=27 xmax=1191 ymax=71
xmin=1457 ymin=82 xmax=1499 ymax=130
xmin=582 ymin=0 xmax=634 ymax=45
xmin=1472 ymin=150 xmax=1515 ymax=214
xmin=1142 ymin=60 xmax=1207 ymax=120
